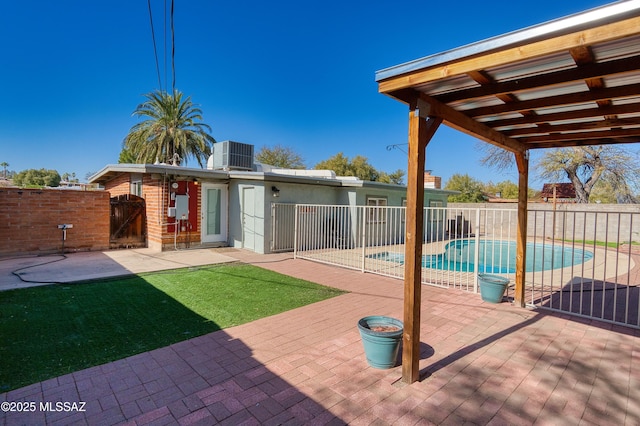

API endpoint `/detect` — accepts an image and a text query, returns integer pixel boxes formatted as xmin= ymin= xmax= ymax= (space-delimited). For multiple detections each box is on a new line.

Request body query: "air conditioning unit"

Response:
xmin=210 ymin=141 xmax=254 ymax=171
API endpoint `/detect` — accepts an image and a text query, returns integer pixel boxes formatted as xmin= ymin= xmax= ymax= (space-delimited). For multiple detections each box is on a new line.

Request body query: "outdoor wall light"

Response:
xmin=271 ymin=186 xmax=280 ymax=197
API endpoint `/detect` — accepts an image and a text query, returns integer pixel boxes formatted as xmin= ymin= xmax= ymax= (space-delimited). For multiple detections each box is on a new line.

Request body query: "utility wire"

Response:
xmin=171 ymin=0 xmax=176 ymax=93
xmin=147 ymin=0 xmax=176 ymax=95
xmin=164 ymin=0 xmax=167 ymax=93
xmin=147 ymin=0 xmax=162 ymax=90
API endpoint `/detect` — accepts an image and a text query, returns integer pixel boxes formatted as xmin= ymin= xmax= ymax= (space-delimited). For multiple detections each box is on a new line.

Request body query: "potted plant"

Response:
xmin=357 ymin=315 xmax=403 ymax=369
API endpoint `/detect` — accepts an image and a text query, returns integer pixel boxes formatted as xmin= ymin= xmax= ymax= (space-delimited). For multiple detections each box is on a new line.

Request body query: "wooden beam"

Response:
xmin=417 ymin=93 xmax=524 ymax=154
xmin=503 ymin=117 xmax=640 ymax=136
xmin=514 ymin=151 xmax=529 ymax=308
xmin=378 ymin=16 xmax=640 ymax=94
xmin=402 ymin=99 xmax=442 ymax=384
xmin=464 ymin=83 xmax=640 ymax=118
xmin=524 ymin=136 xmax=640 ymax=149
xmin=435 ymin=54 xmax=640 ymax=104
xmin=487 ymin=103 xmax=640 ymax=128
xmin=516 ymin=127 xmax=640 ymax=144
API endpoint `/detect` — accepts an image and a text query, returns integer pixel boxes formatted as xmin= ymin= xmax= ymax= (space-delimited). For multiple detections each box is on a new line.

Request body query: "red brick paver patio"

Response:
xmin=2 ymin=249 xmax=639 ymax=425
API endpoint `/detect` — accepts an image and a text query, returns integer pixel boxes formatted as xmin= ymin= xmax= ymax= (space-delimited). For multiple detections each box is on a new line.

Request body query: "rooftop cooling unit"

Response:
xmin=211 ymin=141 xmax=254 ymax=171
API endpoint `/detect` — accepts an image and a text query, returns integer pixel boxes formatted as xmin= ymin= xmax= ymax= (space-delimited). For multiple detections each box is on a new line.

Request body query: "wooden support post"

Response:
xmin=514 ymin=150 xmax=529 ymax=308
xmin=402 ymin=99 xmax=441 ymax=384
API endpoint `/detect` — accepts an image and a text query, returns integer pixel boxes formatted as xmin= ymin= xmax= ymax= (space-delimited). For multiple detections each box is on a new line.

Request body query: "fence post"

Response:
xmin=293 ymin=205 xmax=298 ymax=259
xmin=474 ymin=208 xmax=481 ymax=293
xmin=361 ymin=206 xmax=367 ymax=272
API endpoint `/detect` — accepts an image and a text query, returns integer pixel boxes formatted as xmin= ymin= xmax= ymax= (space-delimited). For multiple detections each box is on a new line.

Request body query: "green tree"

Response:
xmin=589 ymin=179 xmax=618 ymax=204
xmin=315 ymin=152 xmax=351 ymax=176
xmin=484 ymin=180 xmax=518 ymax=199
xmin=537 ymin=146 xmax=639 ymax=204
xmin=255 ymin=145 xmax=305 ymax=169
xmin=61 ymin=172 xmax=78 ymax=183
xmin=0 ymin=162 xmax=8 ymax=179
xmin=118 ymin=147 xmax=137 ymax=164
xmin=13 ymin=169 xmax=61 ymax=188
xmin=444 ymin=174 xmax=486 ymax=202
xmin=123 ymin=89 xmax=215 ymax=167
xmin=484 ymin=180 xmax=539 ymax=200
xmin=378 ymin=169 xmax=405 ymax=185
xmin=315 ymin=153 xmax=401 ymax=182
xmin=478 ymin=143 xmax=640 ymax=203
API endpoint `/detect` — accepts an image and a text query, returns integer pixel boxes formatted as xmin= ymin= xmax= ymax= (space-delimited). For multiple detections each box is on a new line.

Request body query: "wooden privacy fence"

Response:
xmin=110 ymin=194 xmax=146 ymax=248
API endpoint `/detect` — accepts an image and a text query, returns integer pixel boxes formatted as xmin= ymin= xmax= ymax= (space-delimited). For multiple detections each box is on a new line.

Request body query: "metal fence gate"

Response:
xmin=271 ymin=203 xmax=296 ymax=252
xmin=279 ymin=203 xmax=640 ymax=329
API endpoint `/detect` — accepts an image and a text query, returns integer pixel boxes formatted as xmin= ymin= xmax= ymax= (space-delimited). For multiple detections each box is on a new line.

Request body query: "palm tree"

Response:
xmin=123 ymin=90 xmax=215 ymax=167
xmin=0 ymin=162 xmax=8 ymax=179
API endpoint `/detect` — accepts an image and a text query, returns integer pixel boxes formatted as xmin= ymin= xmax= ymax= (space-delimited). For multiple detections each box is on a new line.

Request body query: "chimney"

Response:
xmin=424 ymin=170 xmax=441 ymax=189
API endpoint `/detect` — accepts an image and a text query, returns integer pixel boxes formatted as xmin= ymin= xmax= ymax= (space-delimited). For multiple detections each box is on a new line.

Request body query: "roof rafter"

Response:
xmin=503 ymin=117 xmax=640 ymax=136
xmin=487 ymin=103 xmax=640 ymax=129
xmin=435 ymin=54 xmax=640 ymax=104
xmin=416 ymin=93 xmax=524 ymax=153
xmin=464 ymin=82 xmax=640 ymax=117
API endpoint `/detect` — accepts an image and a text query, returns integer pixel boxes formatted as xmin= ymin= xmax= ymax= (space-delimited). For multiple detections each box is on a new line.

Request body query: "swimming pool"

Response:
xmin=367 ymin=239 xmax=594 ymax=273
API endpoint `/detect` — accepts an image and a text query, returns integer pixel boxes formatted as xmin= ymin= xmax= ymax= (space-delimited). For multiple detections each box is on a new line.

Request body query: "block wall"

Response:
xmin=0 ymin=188 xmax=111 ymax=256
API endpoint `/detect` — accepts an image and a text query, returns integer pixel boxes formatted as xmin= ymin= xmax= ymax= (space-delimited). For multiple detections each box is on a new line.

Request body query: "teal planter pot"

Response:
xmin=478 ymin=273 xmax=510 ymax=303
xmin=358 ymin=316 xmax=403 ymax=369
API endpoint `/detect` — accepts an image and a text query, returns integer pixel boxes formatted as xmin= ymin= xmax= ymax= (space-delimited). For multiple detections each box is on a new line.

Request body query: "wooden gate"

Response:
xmin=110 ymin=194 xmax=147 ymax=248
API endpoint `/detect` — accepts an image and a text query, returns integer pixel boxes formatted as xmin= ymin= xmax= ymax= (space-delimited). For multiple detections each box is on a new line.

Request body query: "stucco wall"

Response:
xmin=229 ymin=180 xmax=342 ymax=254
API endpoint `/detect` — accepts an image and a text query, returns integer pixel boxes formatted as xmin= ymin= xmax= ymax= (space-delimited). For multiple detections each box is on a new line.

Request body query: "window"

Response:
xmin=367 ymin=197 xmax=387 ymax=223
xmin=130 ymin=174 xmax=143 ymax=197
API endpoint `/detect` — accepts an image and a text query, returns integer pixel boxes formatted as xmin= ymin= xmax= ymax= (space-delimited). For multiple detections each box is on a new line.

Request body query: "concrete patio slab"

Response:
xmin=0 ymin=248 xmax=237 ymax=291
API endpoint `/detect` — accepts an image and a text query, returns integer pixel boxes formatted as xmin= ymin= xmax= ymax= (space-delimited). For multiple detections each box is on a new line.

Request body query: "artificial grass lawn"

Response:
xmin=0 ymin=263 xmax=345 ymax=392
xmin=560 ymin=239 xmax=640 ymax=249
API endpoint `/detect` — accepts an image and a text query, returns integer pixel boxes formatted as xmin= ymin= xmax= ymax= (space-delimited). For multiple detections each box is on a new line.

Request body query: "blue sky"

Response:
xmin=0 ymin=0 xmax=608 ymax=188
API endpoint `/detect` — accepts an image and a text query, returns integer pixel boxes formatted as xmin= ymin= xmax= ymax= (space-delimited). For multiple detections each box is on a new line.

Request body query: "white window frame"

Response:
xmin=130 ymin=174 xmax=143 ymax=197
xmin=367 ymin=197 xmax=388 ymax=223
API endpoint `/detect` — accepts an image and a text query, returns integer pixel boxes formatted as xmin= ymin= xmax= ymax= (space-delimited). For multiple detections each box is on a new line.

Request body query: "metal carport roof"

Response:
xmin=375 ymin=0 xmax=640 ymax=384
xmin=376 ymin=0 xmax=640 ymax=152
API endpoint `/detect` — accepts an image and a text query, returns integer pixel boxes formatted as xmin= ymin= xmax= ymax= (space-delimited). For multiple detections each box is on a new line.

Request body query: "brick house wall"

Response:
xmin=105 ymin=174 xmax=131 ymax=197
xmin=0 ymin=188 xmax=110 ymax=256
xmin=104 ymin=174 xmax=202 ymax=250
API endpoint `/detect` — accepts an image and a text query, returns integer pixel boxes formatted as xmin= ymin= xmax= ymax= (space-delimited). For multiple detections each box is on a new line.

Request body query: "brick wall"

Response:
xmin=139 ymin=177 xmax=201 ymax=250
xmin=106 ymin=174 xmax=131 ymax=197
xmin=141 ymin=175 xmax=165 ymax=249
xmin=0 ymin=188 xmax=111 ymax=256
xmin=103 ymin=174 xmax=202 ymax=250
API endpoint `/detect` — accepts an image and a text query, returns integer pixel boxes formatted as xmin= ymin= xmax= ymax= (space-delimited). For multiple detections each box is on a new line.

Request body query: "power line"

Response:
xmin=147 ymin=0 xmax=176 ymax=94
xmin=170 ymin=0 xmax=175 ymax=93
xmin=163 ymin=0 xmax=167 ymax=93
xmin=147 ymin=0 xmax=162 ymax=90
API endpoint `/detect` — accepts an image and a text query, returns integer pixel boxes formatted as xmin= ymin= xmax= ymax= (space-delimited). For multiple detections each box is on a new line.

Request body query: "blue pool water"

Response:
xmin=368 ymin=239 xmax=593 ymax=273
